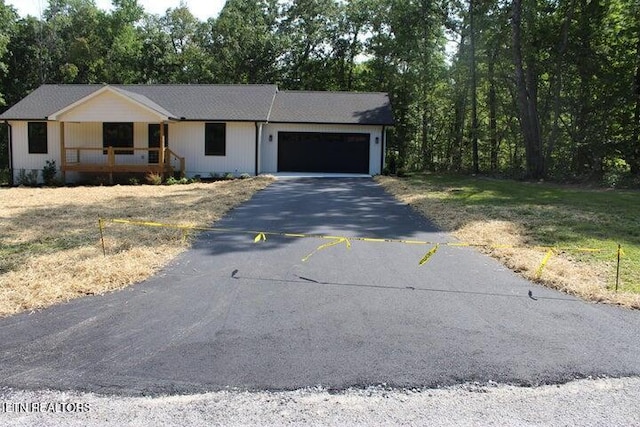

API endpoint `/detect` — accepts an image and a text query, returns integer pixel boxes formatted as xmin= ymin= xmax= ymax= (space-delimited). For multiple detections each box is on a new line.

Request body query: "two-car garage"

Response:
xmin=277 ymin=132 xmax=371 ymax=174
xmin=259 ymin=90 xmax=394 ymax=175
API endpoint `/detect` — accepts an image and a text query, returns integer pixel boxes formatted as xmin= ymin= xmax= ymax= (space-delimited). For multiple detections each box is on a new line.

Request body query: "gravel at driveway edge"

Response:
xmin=2 ymin=377 xmax=639 ymax=426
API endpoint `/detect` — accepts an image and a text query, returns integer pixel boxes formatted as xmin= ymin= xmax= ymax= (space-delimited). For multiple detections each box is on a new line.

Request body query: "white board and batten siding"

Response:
xmin=57 ymin=90 xmax=165 ymax=123
xmin=260 ymin=123 xmax=384 ymax=175
xmin=65 ymin=122 xmax=157 ymax=166
xmin=170 ymin=122 xmax=256 ymax=177
xmin=9 ymin=121 xmax=61 ymax=182
xmin=11 ymin=121 xmax=163 ymax=182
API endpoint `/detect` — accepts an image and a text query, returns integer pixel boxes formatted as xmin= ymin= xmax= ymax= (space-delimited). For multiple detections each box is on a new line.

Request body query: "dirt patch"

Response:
xmin=376 ymin=176 xmax=640 ymax=309
xmin=0 ymin=177 xmax=274 ymax=317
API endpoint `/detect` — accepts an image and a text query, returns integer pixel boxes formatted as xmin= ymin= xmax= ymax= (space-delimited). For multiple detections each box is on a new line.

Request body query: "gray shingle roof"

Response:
xmin=0 ymin=84 xmax=394 ymax=125
xmin=111 ymin=87 xmax=176 ymax=118
xmin=115 ymin=84 xmax=279 ymax=121
xmin=0 ymin=85 xmax=101 ymax=120
xmin=268 ymin=90 xmax=394 ymax=125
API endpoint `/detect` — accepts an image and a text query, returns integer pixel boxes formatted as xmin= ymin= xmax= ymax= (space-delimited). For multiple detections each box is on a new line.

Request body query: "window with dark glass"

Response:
xmin=103 ymin=122 xmax=134 ymax=155
xmin=28 ymin=122 xmax=48 ymax=154
xmin=205 ymin=123 xmax=226 ymax=156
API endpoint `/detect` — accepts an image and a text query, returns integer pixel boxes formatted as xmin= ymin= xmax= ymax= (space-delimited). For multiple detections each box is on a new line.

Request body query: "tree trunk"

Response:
xmin=488 ymin=49 xmax=499 ymax=172
xmin=421 ymin=108 xmax=431 ymax=170
xmin=451 ymin=85 xmax=467 ymax=171
xmin=511 ymin=0 xmax=544 ymax=179
xmin=631 ymin=34 xmax=640 ymax=175
xmin=546 ymin=0 xmax=574 ymax=174
xmin=469 ymin=0 xmax=480 ymax=174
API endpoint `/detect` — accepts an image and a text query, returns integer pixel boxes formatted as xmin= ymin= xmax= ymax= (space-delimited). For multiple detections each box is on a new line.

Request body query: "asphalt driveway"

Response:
xmin=0 ymin=178 xmax=639 ymax=396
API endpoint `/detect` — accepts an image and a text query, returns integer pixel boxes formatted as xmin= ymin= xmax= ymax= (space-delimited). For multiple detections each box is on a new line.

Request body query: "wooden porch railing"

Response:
xmin=62 ymin=147 xmax=185 ymax=177
xmin=165 ymin=148 xmax=186 ymax=178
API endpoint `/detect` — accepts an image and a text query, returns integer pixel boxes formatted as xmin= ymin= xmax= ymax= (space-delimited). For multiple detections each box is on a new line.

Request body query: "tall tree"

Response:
xmin=468 ymin=0 xmax=479 ymax=174
xmin=103 ymin=0 xmax=145 ymax=83
xmin=511 ymin=0 xmax=544 ymax=179
xmin=44 ymin=0 xmax=109 ymax=83
xmin=209 ymin=0 xmax=280 ymax=84
xmin=0 ymin=0 xmax=18 ymax=107
xmin=160 ymin=4 xmax=213 ymax=83
xmin=279 ymin=0 xmax=340 ymax=90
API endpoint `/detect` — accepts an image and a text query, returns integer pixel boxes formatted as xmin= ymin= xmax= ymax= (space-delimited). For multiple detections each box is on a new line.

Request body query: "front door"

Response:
xmin=148 ymin=124 xmax=168 ymax=163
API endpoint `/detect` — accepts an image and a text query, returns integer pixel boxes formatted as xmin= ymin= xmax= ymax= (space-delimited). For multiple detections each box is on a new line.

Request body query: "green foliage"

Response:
xmin=0 ymin=1 xmax=18 ymax=106
xmin=0 ymin=168 xmax=10 ymax=185
xmin=384 ymin=151 xmax=398 ymax=175
xmin=165 ymin=176 xmax=190 ymax=185
xmin=42 ymin=160 xmax=57 ymax=186
xmin=0 ymin=0 xmax=639 ymax=184
xmin=239 ymin=173 xmax=251 ymax=179
xmin=223 ymin=172 xmax=234 ymax=180
xmin=603 ymin=158 xmax=632 ymax=188
xmin=128 ymin=177 xmax=140 ymax=185
xmin=210 ymin=0 xmax=280 ymax=84
xmin=16 ymin=169 xmax=38 ymax=186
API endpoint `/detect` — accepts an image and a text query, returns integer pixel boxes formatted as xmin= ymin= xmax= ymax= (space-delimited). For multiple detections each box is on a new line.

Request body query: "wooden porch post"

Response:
xmin=159 ymin=121 xmax=166 ymax=177
xmin=59 ymin=121 xmax=66 ymax=183
xmin=108 ymin=146 xmax=115 ymax=185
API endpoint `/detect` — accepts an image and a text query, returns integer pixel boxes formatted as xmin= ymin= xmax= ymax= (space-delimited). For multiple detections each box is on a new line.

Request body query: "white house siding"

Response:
xmin=57 ymin=90 xmax=164 ymax=123
xmin=260 ymin=123 xmax=384 ymax=175
xmin=169 ymin=121 xmax=256 ymax=177
xmin=10 ymin=120 xmax=61 ymax=183
xmin=10 ymin=121 xmax=165 ymax=183
xmin=64 ymin=122 xmax=155 ymax=166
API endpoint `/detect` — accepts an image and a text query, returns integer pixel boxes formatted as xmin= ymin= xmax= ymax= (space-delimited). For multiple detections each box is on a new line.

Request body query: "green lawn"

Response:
xmin=399 ymin=174 xmax=640 ymax=294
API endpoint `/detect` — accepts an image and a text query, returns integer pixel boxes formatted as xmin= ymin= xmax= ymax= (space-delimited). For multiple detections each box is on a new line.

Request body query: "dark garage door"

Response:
xmin=278 ymin=132 xmax=370 ymax=174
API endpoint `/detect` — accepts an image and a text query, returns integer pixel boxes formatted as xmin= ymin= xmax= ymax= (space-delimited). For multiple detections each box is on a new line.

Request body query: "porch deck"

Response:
xmin=61 ymin=146 xmax=185 ymax=179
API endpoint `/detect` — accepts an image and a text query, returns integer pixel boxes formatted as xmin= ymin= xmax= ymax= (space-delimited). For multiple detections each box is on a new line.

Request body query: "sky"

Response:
xmin=5 ymin=0 xmax=227 ymax=21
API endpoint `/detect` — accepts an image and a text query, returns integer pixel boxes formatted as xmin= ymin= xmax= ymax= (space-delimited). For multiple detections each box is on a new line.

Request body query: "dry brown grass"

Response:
xmin=376 ymin=175 xmax=640 ymax=309
xmin=0 ymin=177 xmax=273 ymax=317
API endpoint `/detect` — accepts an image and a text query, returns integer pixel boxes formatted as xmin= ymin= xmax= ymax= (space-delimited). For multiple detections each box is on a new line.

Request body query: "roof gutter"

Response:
xmin=4 ymin=120 xmax=13 ymax=186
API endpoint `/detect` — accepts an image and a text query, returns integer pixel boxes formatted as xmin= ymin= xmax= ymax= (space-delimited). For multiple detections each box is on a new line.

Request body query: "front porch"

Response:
xmin=49 ymin=85 xmax=187 ymax=183
xmin=57 ymin=119 xmax=185 ymax=183
xmin=61 ymin=146 xmax=185 ymax=182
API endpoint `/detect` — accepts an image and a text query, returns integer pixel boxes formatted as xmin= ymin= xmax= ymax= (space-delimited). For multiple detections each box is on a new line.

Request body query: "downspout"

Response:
xmin=254 ymin=122 xmax=262 ymax=176
xmin=380 ymin=125 xmax=386 ymax=174
xmin=4 ymin=121 xmax=13 ymax=186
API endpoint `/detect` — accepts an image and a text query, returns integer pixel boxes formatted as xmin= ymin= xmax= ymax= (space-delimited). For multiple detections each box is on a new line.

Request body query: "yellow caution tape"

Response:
xmin=419 ymin=244 xmax=440 ymax=266
xmin=535 ymin=248 xmax=555 ymax=279
xmin=99 ymin=218 xmax=617 ymax=267
xmin=302 ymin=237 xmax=351 ymax=262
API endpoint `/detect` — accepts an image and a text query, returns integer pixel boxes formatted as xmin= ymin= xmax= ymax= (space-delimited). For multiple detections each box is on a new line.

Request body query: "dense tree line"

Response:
xmin=1 ymin=0 xmax=639 ymax=185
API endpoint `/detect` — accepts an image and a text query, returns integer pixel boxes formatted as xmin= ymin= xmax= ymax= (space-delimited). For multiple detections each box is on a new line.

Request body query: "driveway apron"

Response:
xmin=0 ymin=178 xmax=639 ymax=396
